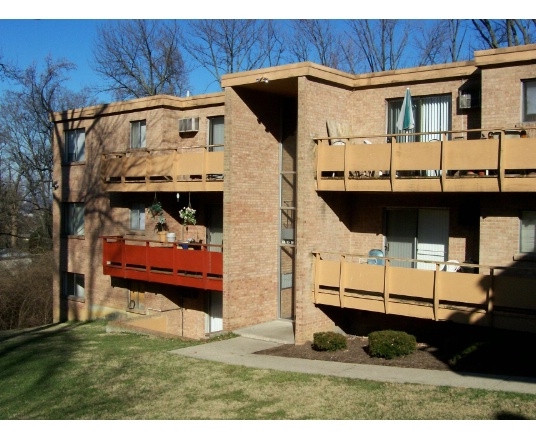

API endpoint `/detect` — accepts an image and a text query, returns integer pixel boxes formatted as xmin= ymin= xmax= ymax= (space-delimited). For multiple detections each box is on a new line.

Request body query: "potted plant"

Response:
xmin=179 ymin=206 xmax=196 ymax=245
xmin=148 ymin=201 xmax=168 ymax=242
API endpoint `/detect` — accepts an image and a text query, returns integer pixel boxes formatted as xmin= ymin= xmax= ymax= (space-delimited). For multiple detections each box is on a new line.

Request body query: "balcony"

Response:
xmin=313 ymin=252 xmax=536 ymax=333
xmin=102 ymin=236 xmax=223 ymax=291
xmin=316 ymin=129 xmax=536 ymax=192
xmin=101 ymin=147 xmax=224 ymax=192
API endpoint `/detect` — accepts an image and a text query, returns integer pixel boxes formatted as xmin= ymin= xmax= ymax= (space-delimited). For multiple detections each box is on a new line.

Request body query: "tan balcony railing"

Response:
xmin=313 ymin=251 xmax=536 ymax=333
xmin=315 ymin=129 xmax=536 ymax=192
xmin=102 ymin=146 xmax=224 ymax=192
xmin=102 ymin=236 xmax=223 ymax=291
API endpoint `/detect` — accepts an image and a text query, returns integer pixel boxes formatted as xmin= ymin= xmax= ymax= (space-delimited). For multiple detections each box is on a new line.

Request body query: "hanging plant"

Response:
xmin=148 ymin=196 xmax=167 ymax=232
xmin=179 ymin=206 xmax=196 ymax=226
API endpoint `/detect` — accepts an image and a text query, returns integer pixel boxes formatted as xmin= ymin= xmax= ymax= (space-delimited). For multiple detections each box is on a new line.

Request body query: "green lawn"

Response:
xmin=1 ymin=320 xmax=535 ymax=420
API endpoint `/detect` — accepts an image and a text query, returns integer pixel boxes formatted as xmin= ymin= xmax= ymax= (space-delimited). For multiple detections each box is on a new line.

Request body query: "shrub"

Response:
xmin=0 ymin=251 xmax=53 ymax=330
xmin=368 ymin=330 xmax=416 ymax=359
xmin=312 ymin=331 xmax=347 ymax=351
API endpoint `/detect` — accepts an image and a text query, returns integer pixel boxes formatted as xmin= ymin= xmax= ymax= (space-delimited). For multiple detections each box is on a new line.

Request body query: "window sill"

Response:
xmin=513 ymin=253 xmax=536 ymax=262
xmin=67 ymin=296 xmax=85 ymax=303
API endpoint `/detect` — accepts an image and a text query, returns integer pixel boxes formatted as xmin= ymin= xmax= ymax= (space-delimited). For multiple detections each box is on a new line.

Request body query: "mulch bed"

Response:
xmin=255 ymin=334 xmax=536 ymax=379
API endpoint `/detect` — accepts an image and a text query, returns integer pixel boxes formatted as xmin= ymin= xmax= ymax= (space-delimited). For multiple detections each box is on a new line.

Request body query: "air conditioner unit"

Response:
xmin=178 ymin=117 xmax=199 ymax=133
xmin=458 ymin=91 xmax=480 ymax=110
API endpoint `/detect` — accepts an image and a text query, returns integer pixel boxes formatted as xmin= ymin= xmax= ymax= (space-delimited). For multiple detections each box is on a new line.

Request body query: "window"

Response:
xmin=387 ymin=94 xmax=451 ymax=142
xmin=62 ymin=272 xmax=85 ymax=298
xmin=523 ymin=80 xmax=536 ymax=122
xmin=62 ymin=203 xmax=84 ymax=236
xmin=520 ymin=211 xmax=536 ymax=253
xmin=386 ymin=208 xmax=449 ymax=270
xmin=208 ymin=116 xmax=224 ymax=151
xmin=65 ymin=128 xmax=85 ymax=163
xmin=130 ymin=203 xmax=146 ymax=231
xmin=131 ymin=120 xmax=146 ymax=149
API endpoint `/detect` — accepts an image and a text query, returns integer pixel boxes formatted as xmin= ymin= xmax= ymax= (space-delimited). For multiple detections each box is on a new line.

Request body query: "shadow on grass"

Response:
xmin=0 ymin=321 xmax=88 ymax=414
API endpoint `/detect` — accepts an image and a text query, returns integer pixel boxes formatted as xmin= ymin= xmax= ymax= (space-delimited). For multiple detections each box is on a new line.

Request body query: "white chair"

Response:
xmin=441 ymin=260 xmax=460 ymax=272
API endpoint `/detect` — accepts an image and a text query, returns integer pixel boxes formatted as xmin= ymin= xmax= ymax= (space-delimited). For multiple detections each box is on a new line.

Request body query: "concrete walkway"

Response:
xmin=169 ymin=320 xmax=536 ymax=395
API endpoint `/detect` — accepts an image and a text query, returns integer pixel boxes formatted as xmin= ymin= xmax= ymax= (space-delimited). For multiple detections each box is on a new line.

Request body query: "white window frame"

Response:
xmin=62 ymin=203 xmax=85 ymax=236
xmin=62 ymin=272 xmax=85 ymax=298
xmin=131 ymin=120 xmax=147 ymax=149
xmin=523 ymin=80 xmax=536 ymax=123
xmin=65 ymin=128 xmax=85 ymax=163
xmin=130 ymin=203 xmax=146 ymax=231
xmin=520 ymin=211 xmax=536 ymax=253
xmin=208 ymin=116 xmax=224 ymax=151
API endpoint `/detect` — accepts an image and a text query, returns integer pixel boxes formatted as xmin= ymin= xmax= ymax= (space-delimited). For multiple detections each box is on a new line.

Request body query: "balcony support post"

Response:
xmin=488 ymin=268 xmax=495 ymax=327
xmin=498 ymin=132 xmax=505 ymax=192
xmin=343 ymin=142 xmax=348 ymax=191
xmin=440 ymin=134 xmax=447 ymax=192
xmin=433 ymin=262 xmax=440 ymax=320
xmin=383 ymin=258 xmax=391 ymax=314
xmin=313 ymin=252 xmax=320 ymax=303
xmin=338 ymin=255 xmax=346 ymax=308
xmin=389 ymin=138 xmax=396 ymax=192
xmin=315 ymin=142 xmax=321 ymax=191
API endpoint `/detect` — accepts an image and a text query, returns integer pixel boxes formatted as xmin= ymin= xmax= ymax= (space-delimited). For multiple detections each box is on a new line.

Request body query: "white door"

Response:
xmin=208 ymin=292 xmax=223 ymax=332
xmin=416 ymin=209 xmax=449 ymax=270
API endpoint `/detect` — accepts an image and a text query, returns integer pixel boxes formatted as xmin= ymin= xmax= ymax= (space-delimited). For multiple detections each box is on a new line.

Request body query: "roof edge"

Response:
xmin=221 ymin=60 xmax=478 ymax=90
xmin=51 ymin=92 xmax=225 ymax=122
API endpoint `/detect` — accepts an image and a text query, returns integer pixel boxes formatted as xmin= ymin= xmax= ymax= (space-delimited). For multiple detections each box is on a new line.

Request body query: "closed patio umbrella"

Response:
xmin=396 ymin=88 xmax=415 ymax=132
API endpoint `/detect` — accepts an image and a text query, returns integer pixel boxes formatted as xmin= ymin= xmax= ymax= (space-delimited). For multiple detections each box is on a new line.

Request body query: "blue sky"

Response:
xmin=1 ymin=3 xmax=491 ymax=104
xmin=0 ymin=19 xmax=221 ymax=102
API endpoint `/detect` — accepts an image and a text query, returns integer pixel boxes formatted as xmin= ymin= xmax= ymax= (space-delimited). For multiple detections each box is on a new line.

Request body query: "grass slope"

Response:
xmin=0 ymin=321 xmax=535 ymax=420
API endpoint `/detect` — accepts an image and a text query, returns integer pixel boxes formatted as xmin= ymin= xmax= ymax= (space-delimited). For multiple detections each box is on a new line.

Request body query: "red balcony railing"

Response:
xmin=101 ymin=236 xmax=223 ymax=291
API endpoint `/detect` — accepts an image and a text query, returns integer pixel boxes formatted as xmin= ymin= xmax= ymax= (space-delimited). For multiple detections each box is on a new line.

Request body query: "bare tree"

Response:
xmin=184 ymin=19 xmax=281 ymax=90
xmin=470 ymin=19 xmax=536 ymax=49
xmin=264 ymin=20 xmax=286 ymax=69
xmin=92 ymin=20 xmax=190 ymax=100
xmin=338 ymin=36 xmax=363 ymax=74
xmin=287 ymin=20 xmax=342 ymax=69
xmin=445 ymin=20 xmax=470 ymax=62
xmin=414 ymin=20 xmax=470 ymax=66
xmin=0 ymin=56 xmax=93 ymax=251
xmin=346 ymin=19 xmax=411 ymax=72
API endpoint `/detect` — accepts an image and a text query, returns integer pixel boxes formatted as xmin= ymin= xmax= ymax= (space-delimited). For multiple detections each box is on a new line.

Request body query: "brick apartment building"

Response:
xmin=52 ymin=44 xmax=536 ymax=343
